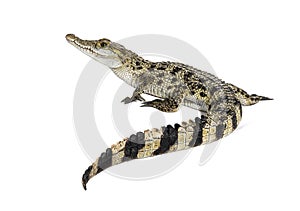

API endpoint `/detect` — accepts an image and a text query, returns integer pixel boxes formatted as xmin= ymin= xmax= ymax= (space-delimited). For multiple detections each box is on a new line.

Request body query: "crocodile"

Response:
xmin=65 ymin=34 xmax=272 ymax=190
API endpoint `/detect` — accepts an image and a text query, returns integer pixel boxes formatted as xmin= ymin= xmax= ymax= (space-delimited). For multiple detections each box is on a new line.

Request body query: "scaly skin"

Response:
xmin=66 ymin=34 xmax=272 ymax=190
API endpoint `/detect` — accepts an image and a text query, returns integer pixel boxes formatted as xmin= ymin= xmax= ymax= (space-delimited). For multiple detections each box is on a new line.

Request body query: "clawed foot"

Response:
xmin=121 ymin=95 xmax=145 ymax=104
xmin=141 ymin=99 xmax=179 ymax=112
xmin=140 ymin=99 xmax=163 ymax=108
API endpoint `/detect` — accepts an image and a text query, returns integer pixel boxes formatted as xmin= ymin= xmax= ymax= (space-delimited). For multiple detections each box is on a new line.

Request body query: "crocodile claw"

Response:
xmin=121 ymin=97 xmax=133 ymax=104
xmin=121 ymin=95 xmax=145 ymax=104
xmin=140 ymin=99 xmax=162 ymax=107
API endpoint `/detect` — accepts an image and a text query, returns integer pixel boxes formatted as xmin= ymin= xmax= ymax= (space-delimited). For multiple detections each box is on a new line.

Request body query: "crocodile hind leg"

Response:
xmin=140 ymin=84 xmax=187 ymax=112
xmin=141 ymin=98 xmax=181 ymax=112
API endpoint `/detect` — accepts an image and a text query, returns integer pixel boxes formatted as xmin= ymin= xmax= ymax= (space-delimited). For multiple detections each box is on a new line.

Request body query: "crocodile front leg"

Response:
xmin=121 ymin=87 xmax=145 ymax=104
xmin=121 ymin=72 xmax=156 ymax=104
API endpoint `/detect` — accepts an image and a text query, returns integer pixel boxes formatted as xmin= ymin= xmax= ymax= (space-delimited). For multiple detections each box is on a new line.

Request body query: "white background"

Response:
xmin=1 ymin=0 xmax=299 ymax=210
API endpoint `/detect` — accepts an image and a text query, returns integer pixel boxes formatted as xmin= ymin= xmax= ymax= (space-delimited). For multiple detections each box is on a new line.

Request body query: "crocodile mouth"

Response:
xmin=65 ymin=34 xmax=110 ymax=57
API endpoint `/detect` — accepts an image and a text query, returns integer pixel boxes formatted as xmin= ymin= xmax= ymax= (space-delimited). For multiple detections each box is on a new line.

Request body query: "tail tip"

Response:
xmin=82 ymin=180 xmax=87 ymax=191
xmin=81 ymin=165 xmax=93 ymax=191
xmin=260 ymin=96 xmax=273 ymax=101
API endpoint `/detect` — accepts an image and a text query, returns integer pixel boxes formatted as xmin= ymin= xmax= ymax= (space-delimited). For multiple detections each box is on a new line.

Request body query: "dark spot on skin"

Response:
xmin=159 ymin=62 xmax=168 ymax=69
xmin=130 ymin=147 xmax=138 ymax=158
xmin=216 ymin=124 xmax=225 ymax=140
xmin=157 ymin=66 xmax=166 ymax=70
xmin=167 ymin=85 xmax=173 ymax=89
xmin=190 ymin=117 xmax=200 ymax=146
xmin=96 ymin=167 xmax=103 ymax=174
xmin=233 ymin=98 xmax=240 ymax=106
xmin=190 ymin=115 xmax=207 ymax=147
xmin=171 ymin=78 xmax=177 ymax=83
xmin=186 ymin=80 xmax=206 ymax=97
xmin=208 ymin=104 xmax=212 ymax=110
xmin=170 ymin=66 xmax=182 ymax=75
xmin=200 ymin=92 xmax=206 ymax=97
xmin=232 ymin=112 xmax=238 ymax=130
xmin=183 ymin=72 xmax=194 ymax=82
xmin=183 ymin=72 xmax=207 ymax=94
xmin=123 ymin=132 xmax=145 ymax=159
xmin=239 ymin=103 xmax=242 ymax=118
xmin=137 ymin=66 xmax=143 ymax=70
xmin=153 ymin=124 xmax=179 ymax=155
xmin=150 ymin=63 xmax=157 ymax=68
xmin=136 ymin=61 xmax=140 ymax=66
xmin=124 ymin=147 xmax=131 ymax=157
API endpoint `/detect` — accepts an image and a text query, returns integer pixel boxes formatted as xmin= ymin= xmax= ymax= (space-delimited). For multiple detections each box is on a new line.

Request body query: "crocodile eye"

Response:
xmin=96 ymin=41 xmax=108 ymax=49
xmin=100 ymin=42 xmax=107 ymax=47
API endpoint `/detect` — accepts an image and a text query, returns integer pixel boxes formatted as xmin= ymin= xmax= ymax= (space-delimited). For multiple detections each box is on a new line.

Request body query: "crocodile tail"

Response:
xmin=81 ymin=123 xmax=181 ymax=190
xmin=227 ymin=83 xmax=273 ymax=106
xmin=82 ymin=105 xmax=242 ymax=190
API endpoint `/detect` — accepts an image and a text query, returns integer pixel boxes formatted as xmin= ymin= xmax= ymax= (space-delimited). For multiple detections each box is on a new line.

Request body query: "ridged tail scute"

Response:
xmin=123 ymin=132 xmax=146 ymax=160
xmin=189 ymin=115 xmax=207 ymax=147
xmin=153 ymin=124 xmax=181 ymax=155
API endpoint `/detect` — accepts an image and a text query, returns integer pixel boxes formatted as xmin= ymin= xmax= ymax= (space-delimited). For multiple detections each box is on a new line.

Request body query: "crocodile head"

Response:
xmin=66 ymin=34 xmax=131 ymax=69
xmin=66 ymin=34 xmax=146 ymax=86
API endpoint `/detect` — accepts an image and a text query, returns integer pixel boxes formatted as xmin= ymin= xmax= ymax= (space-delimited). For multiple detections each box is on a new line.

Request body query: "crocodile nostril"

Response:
xmin=66 ymin=34 xmax=76 ymax=42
